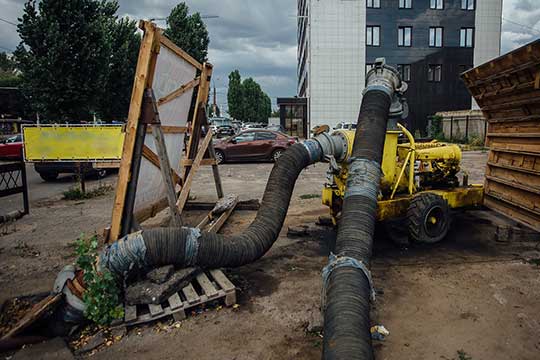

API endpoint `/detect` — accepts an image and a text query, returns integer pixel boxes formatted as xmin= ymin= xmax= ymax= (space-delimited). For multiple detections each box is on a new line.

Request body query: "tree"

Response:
xmin=164 ymin=3 xmax=209 ymax=64
xmin=227 ymin=70 xmax=243 ymax=120
xmin=96 ymin=18 xmax=140 ymax=121
xmin=227 ymin=71 xmax=271 ymax=123
xmin=17 ymin=0 xmax=120 ymax=122
xmin=0 ymin=51 xmax=22 ymax=87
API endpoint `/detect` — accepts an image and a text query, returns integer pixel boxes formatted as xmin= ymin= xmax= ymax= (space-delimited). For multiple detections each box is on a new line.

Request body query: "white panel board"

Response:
xmin=133 ymin=44 xmax=197 ymax=216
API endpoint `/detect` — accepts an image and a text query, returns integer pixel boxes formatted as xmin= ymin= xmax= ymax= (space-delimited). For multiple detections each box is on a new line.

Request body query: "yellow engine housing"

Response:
xmin=322 ymin=124 xmax=483 ymax=223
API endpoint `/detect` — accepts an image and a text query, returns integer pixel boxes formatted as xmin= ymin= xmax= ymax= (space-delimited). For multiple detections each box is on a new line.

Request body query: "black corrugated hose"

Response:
xmin=322 ymin=90 xmax=392 ymax=360
xmin=99 ymin=140 xmax=324 ymax=277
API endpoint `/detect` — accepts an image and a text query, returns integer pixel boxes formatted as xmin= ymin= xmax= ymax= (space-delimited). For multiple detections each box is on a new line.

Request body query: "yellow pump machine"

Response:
xmin=321 ymin=121 xmax=484 ymax=243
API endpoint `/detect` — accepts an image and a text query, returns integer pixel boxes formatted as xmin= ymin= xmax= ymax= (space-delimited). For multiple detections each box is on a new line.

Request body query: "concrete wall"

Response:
xmin=438 ymin=110 xmax=486 ymax=141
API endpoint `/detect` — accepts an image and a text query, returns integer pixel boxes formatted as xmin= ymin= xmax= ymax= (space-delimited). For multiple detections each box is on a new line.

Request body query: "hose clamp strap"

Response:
xmin=183 ymin=227 xmax=201 ymax=266
xmin=321 ymin=253 xmax=376 ymax=307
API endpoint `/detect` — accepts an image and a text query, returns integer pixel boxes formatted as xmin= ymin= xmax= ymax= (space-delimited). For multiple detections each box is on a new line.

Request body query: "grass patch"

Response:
xmin=63 ymin=184 xmax=114 ymax=200
xmin=299 ymin=194 xmax=321 ymax=200
xmin=457 ymin=350 xmax=472 ymax=360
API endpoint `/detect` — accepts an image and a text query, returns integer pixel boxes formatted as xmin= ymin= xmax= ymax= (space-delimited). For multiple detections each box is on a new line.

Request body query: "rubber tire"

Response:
xmin=407 ymin=192 xmax=450 ymax=244
xmin=215 ymin=150 xmax=225 ymax=164
xmin=39 ymin=171 xmax=58 ymax=182
xmin=95 ymin=169 xmax=107 ymax=179
xmin=272 ymin=149 xmax=284 ymax=162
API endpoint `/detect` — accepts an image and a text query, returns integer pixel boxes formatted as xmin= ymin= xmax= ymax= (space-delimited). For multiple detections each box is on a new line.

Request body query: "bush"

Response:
xmin=75 ymin=235 xmax=123 ymax=325
xmin=63 ymin=184 xmax=113 ymax=200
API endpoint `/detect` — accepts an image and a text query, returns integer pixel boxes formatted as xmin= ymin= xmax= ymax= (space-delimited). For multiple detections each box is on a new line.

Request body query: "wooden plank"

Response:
xmin=196 ymin=273 xmax=219 ymax=299
xmin=0 ymin=294 xmax=62 ymax=340
xmin=124 ymin=305 xmax=137 ymax=322
xmin=168 ymin=293 xmax=183 ymax=311
xmin=177 ymin=131 xmax=213 ymax=213
xmin=150 ymin=123 xmax=183 ymax=227
xmin=142 ymin=145 xmax=182 ymax=185
xmin=148 ymin=303 xmax=164 ymax=316
xmin=182 ymin=283 xmax=199 ymax=305
xmin=206 ymin=197 xmax=239 ymax=233
xmin=159 ymin=35 xmax=203 ymax=71
xmin=147 ymin=126 xmax=187 ymax=134
xmin=181 ymin=158 xmax=217 ymax=166
xmin=181 ymin=63 xmax=213 ymax=181
xmin=158 ymin=77 xmax=200 ymax=106
xmin=209 ymin=269 xmax=236 ymax=292
xmin=109 ymin=20 xmax=159 ymax=242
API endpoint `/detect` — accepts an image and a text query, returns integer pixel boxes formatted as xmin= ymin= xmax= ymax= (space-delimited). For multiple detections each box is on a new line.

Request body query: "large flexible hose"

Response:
xmin=99 ymin=140 xmax=327 ymax=277
xmin=322 ymin=91 xmax=392 ymax=360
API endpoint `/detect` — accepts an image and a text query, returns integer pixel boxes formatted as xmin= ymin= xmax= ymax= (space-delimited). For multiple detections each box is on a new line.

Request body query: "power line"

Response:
xmin=502 ymin=17 xmax=540 ymax=35
xmin=0 ymin=17 xmax=17 ymax=27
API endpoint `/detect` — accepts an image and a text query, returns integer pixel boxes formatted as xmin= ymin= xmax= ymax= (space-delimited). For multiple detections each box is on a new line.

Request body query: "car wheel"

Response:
xmin=39 ymin=171 xmax=58 ymax=182
xmin=272 ymin=149 xmax=284 ymax=162
xmin=95 ymin=169 xmax=107 ymax=179
xmin=215 ymin=150 xmax=225 ymax=164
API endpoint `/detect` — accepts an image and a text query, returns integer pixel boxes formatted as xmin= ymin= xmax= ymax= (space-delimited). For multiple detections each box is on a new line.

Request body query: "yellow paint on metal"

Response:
xmin=23 ymin=125 xmax=125 ymax=161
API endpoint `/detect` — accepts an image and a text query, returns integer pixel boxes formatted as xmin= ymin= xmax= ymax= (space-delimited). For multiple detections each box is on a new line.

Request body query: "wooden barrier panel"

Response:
xmin=462 ymin=39 xmax=540 ymax=231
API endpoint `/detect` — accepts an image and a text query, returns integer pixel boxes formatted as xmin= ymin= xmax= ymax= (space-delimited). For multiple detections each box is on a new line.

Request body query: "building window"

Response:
xmin=397 ymin=64 xmax=411 ymax=81
xmin=398 ymin=27 xmax=412 ymax=47
xmin=366 ymin=26 xmax=380 ymax=46
xmin=460 ymin=28 xmax=474 ymax=47
xmin=430 ymin=0 xmax=443 ymax=9
xmin=399 ymin=0 xmax=412 ymax=9
xmin=429 ymin=27 xmax=443 ymax=47
xmin=367 ymin=0 xmax=380 ymax=8
xmin=461 ymin=0 xmax=474 ymax=10
xmin=428 ymin=65 xmax=442 ymax=82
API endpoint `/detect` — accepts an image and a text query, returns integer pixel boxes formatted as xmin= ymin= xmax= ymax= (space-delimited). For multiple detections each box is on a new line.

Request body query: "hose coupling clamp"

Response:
xmin=321 ymin=253 xmax=376 ymax=306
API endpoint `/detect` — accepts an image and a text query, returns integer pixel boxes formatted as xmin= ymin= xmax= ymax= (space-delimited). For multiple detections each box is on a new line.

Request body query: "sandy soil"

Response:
xmin=1 ymin=150 xmax=539 ymax=359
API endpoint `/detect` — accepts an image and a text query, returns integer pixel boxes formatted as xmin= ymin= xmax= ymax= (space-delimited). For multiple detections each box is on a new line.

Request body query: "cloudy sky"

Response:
xmin=1 ymin=0 xmax=539 ymax=112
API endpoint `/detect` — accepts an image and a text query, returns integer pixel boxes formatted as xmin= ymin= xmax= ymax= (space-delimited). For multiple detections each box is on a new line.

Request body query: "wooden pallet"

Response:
xmin=121 ymin=269 xmax=236 ymax=327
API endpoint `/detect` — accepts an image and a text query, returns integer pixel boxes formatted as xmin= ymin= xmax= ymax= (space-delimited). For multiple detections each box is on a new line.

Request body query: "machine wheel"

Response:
xmin=272 ymin=149 xmax=283 ymax=162
xmin=215 ymin=150 xmax=225 ymax=164
xmin=95 ymin=169 xmax=107 ymax=179
xmin=39 ymin=171 xmax=58 ymax=182
xmin=407 ymin=192 xmax=450 ymax=244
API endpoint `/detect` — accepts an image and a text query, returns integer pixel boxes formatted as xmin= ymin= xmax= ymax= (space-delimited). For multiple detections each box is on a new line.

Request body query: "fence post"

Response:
xmin=465 ymin=115 xmax=469 ymax=142
xmin=450 ymin=116 xmax=453 ymax=141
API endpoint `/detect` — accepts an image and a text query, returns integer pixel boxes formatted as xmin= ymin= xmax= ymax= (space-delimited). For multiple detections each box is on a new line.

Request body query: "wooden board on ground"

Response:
xmin=462 ymin=39 xmax=540 ymax=231
xmin=119 ymin=269 xmax=237 ymax=327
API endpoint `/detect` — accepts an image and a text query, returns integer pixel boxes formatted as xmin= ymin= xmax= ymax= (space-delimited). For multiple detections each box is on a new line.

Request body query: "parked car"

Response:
xmin=216 ymin=124 xmax=235 ymax=137
xmin=241 ymin=123 xmax=265 ymax=131
xmin=214 ymin=130 xmax=297 ymax=164
xmin=34 ymin=162 xmax=110 ymax=181
xmin=0 ymin=134 xmax=23 ymax=160
xmin=209 ymin=117 xmax=232 ymax=133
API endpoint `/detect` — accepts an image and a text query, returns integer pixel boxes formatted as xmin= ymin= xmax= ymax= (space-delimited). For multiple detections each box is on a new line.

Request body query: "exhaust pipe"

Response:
xmin=322 ymin=59 xmax=404 ymax=359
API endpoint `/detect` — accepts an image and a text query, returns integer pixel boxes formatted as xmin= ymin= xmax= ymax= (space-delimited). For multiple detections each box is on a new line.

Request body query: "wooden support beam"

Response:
xmin=142 ymin=145 xmax=182 ymax=185
xmin=146 ymin=126 xmax=187 ymax=134
xmin=158 ymin=78 xmax=200 ymax=106
xmin=109 ymin=20 xmax=159 ymax=242
xmin=177 ymin=131 xmax=213 ymax=213
xmin=181 ymin=159 xmax=217 ymax=166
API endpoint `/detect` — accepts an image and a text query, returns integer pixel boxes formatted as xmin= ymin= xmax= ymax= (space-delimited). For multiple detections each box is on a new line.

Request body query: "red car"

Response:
xmin=214 ymin=130 xmax=296 ymax=164
xmin=0 ymin=134 xmax=23 ymax=160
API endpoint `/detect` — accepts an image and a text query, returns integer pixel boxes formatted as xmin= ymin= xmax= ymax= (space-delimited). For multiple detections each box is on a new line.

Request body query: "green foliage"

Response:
xmin=456 ymin=350 xmax=472 ymax=360
xmin=16 ymin=0 xmax=139 ymax=123
xmin=75 ymin=235 xmax=123 ymax=325
xmin=164 ymin=2 xmax=209 ymax=64
xmin=0 ymin=51 xmax=22 ymax=87
xmin=428 ymin=115 xmax=444 ymax=140
xmin=63 ymin=184 xmax=114 ymax=200
xmin=227 ymin=70 xmax=271 ymax=123
xmin=0 ymin=73 xmax=22 ymax=87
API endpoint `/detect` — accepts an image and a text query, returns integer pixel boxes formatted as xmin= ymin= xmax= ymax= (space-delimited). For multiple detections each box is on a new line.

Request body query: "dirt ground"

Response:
xmin=1 ymin=150 xmax=539 ymax=360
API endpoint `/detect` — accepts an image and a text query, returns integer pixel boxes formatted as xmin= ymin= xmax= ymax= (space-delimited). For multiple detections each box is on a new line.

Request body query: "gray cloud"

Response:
xmin=1 ymin=0 xmax=539 ymax=112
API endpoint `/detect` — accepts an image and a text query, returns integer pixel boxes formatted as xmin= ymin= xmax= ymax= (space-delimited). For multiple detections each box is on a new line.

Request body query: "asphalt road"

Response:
xmin=0 ymin=161 xmax=117 ymax=214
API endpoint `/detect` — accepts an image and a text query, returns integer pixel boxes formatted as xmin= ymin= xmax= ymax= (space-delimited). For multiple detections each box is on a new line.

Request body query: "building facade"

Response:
xmin=297 ymin=0 xmax=502 ymax=133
